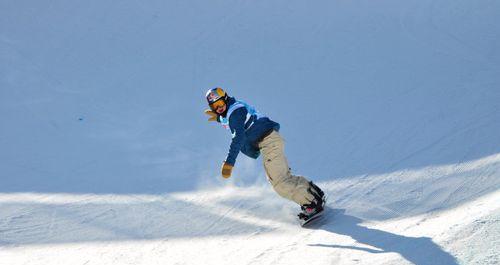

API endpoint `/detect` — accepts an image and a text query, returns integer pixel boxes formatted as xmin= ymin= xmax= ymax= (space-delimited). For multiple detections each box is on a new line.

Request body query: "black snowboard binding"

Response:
xmin=298 ymin=181 xmax=326 ymax=226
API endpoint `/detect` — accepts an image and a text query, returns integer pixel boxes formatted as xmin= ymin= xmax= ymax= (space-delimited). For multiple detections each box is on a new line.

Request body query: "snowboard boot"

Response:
xmin=298 ymin=181 xmax=325 ymax=221
xmin=308 ymin=181 xmax=325 ymax=201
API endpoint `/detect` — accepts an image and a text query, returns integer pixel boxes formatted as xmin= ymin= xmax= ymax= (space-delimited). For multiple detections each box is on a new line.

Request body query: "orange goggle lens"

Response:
xmin=209 ymin=99 xmax=225 ymax=110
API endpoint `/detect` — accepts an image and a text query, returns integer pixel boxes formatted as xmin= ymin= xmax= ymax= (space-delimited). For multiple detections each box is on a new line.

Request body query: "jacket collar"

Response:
xmin=220 ymin=97 xmax=235 ymax=118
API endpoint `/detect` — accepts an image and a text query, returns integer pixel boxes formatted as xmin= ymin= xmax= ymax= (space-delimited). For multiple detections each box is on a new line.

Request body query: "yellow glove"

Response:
xmin=204 ymin=109 xmax=218 ymax=122
xmin=221 ymin=162 xmax=233 ymax=179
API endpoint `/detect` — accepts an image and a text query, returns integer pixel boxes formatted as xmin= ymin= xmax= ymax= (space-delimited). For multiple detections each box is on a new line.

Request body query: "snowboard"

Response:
xmin=299 ymin=195 xmax=328 ymax=227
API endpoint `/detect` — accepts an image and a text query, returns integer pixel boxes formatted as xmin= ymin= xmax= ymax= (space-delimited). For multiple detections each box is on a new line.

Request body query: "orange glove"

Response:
xmin=204 ymin=109 xmax=218 ymax=122
xmin=221 ymin=162 xmax=233 ymax=179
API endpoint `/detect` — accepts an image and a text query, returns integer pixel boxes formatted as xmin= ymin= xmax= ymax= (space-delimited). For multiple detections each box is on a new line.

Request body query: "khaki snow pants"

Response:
xmin=258 ymin=130 xmax=315 ymax=206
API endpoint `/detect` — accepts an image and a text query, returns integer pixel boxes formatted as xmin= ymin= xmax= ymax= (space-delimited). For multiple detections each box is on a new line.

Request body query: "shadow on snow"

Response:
xmin=308 ymin=209 xmax=459 ymax=265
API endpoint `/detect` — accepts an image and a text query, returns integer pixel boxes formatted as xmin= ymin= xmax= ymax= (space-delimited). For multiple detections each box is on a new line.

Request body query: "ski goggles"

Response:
xmin=209 ymin=99 xmax=226 ymax=111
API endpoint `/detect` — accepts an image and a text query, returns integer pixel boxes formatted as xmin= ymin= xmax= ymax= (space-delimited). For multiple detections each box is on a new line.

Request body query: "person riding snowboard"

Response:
xmin=204 ymin=87 xmax=325 ymax=222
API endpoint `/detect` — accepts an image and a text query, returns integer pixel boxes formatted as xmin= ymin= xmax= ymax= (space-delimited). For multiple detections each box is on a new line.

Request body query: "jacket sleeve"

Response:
xmin=224 ymin=107 xmax=248 ymax=166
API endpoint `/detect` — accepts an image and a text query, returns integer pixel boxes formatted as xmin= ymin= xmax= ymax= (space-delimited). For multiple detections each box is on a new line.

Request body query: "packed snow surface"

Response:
xmin=1 ymin=0 xmax=499 ymax=264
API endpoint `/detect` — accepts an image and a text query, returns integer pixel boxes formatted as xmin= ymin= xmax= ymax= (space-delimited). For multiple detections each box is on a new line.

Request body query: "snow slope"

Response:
xmin=1 ymin=0 xmax=499 ymax=264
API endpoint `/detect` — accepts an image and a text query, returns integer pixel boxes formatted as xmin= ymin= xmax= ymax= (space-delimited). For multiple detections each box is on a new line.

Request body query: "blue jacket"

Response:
xmin=219 ymin=97 xmax=280 ymax=165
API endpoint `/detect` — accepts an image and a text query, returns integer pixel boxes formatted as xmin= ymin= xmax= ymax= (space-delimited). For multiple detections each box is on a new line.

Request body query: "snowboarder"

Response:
xmin=204 ymin=87 xmax=325 ymax=224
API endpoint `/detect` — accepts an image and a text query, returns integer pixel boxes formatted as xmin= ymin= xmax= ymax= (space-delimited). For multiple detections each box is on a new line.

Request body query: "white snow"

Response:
xmin=1 ymin=0 xmax=499 ymax=264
